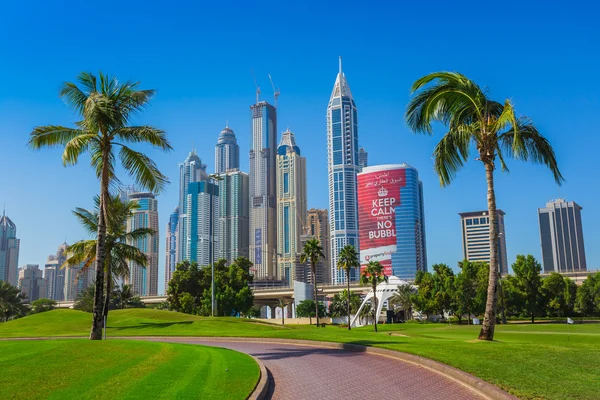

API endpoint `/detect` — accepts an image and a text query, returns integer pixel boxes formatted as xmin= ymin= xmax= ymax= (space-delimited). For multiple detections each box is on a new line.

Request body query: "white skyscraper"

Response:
xmin=0 ymin=209 xmax=19 ymax=286
xmin=327 ymin=58 xmax=360 ymax=284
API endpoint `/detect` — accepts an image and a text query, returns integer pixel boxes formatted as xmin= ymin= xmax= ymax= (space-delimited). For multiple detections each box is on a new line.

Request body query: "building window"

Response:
xmin=466 ymin=219 xmax=473 ymax=226
xmin=283 ymin=173 xmax=289 ymax=194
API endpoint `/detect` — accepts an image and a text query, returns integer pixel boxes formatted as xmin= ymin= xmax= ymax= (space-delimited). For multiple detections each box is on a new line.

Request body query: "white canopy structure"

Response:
xmin=350 ymin=276 xmax=412 ymax=327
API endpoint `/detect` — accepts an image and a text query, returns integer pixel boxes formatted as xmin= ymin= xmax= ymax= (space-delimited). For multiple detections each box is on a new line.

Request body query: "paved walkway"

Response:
xmin=137 ymin=337 xmax=489 ymax=400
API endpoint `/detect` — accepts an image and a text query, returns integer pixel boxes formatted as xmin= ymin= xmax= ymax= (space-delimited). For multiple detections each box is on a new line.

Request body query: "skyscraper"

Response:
xmin=304 ymin=209 xmax=331 ymax=284
xmin=125 ymin=191 xmax=159 ymax=296
xmin=44 ymin=243 xmax=68 ymax=301
xmin=164 ymin=206 xmax=179 ymax=288
xmin=538 ymin=199 xmax=587 ymax=273
xmin=358 ymin=147 xmax=368 ymax=171
xmin=0 ymin=210 xmax=19 ymax=286
xmin=185 ymin=181 xmax=219 ymax=266
xmin=276 ymin=129 xmax=307 ymax=284
xmin=217 ymin=169 xmax=249 ymax=264
xmin=358 ymin=164 xmax=427 ymax=281
xmin=64 ymin=261 xmax=93 ymax=301
xmin=18 ymin=264 xmax=45 ymax=302
xmin=249 ymin=101 xmax=277 ymax=279
xmin=327 ymin=57 xmax=360 ymax=284
xmin=215 ymin=125 xmax=240 ymax=174
xmin=459 ymin=210 xmax=508 ymax=275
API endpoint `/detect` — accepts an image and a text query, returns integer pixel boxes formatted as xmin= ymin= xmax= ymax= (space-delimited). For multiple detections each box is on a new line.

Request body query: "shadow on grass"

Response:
xmin=110 ymin=321 xmax=194 ymax=330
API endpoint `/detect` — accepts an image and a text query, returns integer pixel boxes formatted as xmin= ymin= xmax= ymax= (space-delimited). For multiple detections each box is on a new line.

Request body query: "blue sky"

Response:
xmin=1 ymin=1 xmax=598 ymax=294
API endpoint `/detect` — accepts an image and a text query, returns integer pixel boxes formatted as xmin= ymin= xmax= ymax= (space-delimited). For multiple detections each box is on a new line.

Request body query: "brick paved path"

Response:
xmin=141 ymin=337 xmax=488 ymax=400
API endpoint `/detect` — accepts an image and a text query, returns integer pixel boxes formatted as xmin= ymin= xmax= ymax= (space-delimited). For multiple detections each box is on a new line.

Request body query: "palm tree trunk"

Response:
xmin=313 ymin=263 xmax=319 ymax=326
xmin=478 ymin=162 xmax=499 ymax=341
xmin=346 ymin=269 xmax=351 ymax=330
xmin=373 ymin=282 xmax=378 ymax=332
xmin=102 ymin=271 xmax=111 ymax=320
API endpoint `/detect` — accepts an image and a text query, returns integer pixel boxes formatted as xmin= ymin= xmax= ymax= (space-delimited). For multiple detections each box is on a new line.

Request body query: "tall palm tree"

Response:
xmin=390 ymin=284 xmax=416 ymax=321
xmin=63 ymin=194 xmax=152 ymax=321
xmin=337 ymin=244 xmax=359 ymax=330
xmin=405 ymin=72 xmax=563 ymax=340
xmin=28 ymin=72 xmax=171 ymax=339
xmin=300 ymin=238 xmax=325 ymax=326
xmin=360 ymin=261 xmax=388 ymax=332
xmin=0 ymin=281 xmax=28 ymax=322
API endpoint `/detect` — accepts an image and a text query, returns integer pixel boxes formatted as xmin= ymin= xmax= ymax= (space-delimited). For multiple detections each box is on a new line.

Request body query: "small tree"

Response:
xmin=575 ymin=273 xmax=600 ymax=317
xmin=0 ymin=281 xmax=28 ymax=322
xmin=31 ymin=299 xmax=57 ymax=314
xmin=360 ymin=261 xmax=388 ymax=332
xmin=337 ymin=244 xmax=359 ymax=330
xmin=389 ymin=284 xmax=416 ymax=321
xmin=512 ymin=255 xmax=543 ymax=323
xmin=277 ymin=298 xmax=288 ymax=325
xmin=296 ymin=300 xmax=326 ymax=325
xmin=74 ymin=285 xmax=95 ymax=313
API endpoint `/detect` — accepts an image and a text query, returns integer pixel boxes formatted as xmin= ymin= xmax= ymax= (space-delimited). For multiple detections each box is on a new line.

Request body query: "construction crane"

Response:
xmin=251 ymin=68 xmax=260 ymax=103
xmin=268 ymin=74 xmax=280 ymax=108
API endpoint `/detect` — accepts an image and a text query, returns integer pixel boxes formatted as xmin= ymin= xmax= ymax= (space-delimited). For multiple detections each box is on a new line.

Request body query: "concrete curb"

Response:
xmin=246 ymin=354 xmax=269 ymax=400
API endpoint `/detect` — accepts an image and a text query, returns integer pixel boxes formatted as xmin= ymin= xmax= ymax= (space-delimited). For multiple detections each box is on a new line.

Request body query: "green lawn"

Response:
xmin=2 ymin=309 xmax=599 ymax=400
xmin=0 ymin=339 xmax=259 ymax=400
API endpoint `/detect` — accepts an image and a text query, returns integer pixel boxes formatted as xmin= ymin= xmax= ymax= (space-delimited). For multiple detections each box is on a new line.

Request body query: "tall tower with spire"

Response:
xmin=215 ymin=124 xmax=240 ymax=174
xmin=249 ymin=101 xmax=278 ymax=279
xmin=327 ymin=57 xmax=360 ymax=284
xmin=276 ymin=129 xmax=307 ymax=284
xmin=0 ymin=209 xmax=20 ymax=286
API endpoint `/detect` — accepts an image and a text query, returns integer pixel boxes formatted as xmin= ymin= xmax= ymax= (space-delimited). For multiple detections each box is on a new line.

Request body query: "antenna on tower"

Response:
xmin=268 ymin=74 xmax=280 ymax=108
xmin=251 ymin=68 xmax=260 ymax=103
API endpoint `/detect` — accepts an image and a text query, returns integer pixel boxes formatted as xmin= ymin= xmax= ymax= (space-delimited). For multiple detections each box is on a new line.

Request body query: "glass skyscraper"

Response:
xmin=215 ymin=125 xmax=240 ymax=174
xmin=185 ymin=181 xmax=219 ymax=266
xmin=276 ymin=129 xmax=307 ymax=285
xmin=327 ymin=58 xmax=360 ymax=284
xmin=0 ymin=210 xmax=19 ymax=286
xmin=164 ymin=206 xmax=179 ymax=287
xmin=217 ymin=169 xmax=249 ymax=264
xmin=44 ymin=243 xmax=68 ymax=301
xmin=249 ymin=101 xmax=277 ymax=279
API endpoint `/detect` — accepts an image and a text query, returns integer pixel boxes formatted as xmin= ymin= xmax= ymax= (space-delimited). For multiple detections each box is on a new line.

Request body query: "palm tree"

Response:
xmin=300 ymin=238 xmax=325 ymax=326
xmin=360 ymin=302 xmax=372 ymax=326
xmin=337 ymin=245 xmax=359 ymax=330
xmin=405 ymin=72 xmax=563 ymax=340
xmin=277 ymin=298 xmax=287 ymax=326
xmin=360 ymin=261 xmax=388 ymax=332
xmin=28 ymin=72 xmax=172 ymax=339
xmin=0 ymin=281 xmax=28 ymax=322
xmin=63 ymin=194 xmax=153 ymax=321
xmin=390 ymin=284 xmax=416 ymax=321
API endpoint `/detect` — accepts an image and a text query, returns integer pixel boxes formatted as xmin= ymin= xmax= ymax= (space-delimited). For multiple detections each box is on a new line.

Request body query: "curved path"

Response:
xmin=132 ymin=337 xmax=492 ymax=400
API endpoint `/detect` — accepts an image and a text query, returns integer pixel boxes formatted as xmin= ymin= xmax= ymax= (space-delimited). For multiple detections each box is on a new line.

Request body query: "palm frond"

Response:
xmin=432 ymin=125 xmax=473 ymax=186
xmin=28 ymin=126 xmax=87 ymax=150
xmin=59 ymin=81 xmax=89 ymax=116
xmin=72 ymin=207 xmax=98 ymax=235
xmin=113 ymin=126 xmax=172 ymax=150
xmin=117 ymin=144 xmax=169 ymax=193
xmin=62 ymin=134 xmax=97 ymax=166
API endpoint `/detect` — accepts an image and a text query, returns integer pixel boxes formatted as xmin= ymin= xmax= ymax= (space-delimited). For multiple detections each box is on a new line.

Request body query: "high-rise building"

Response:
xmin=276 ymin=129 xmax=307 ymax=285
xmin=0 ymin=210 xmax=19 ymax=286
xmin=358 ymin=164 xmax=427 ymax=281
xmin=125 ymin=191 xmax=159 ymax=296
xmin=215 ymin=125 xmax=240 ymax=174
xmin=303 ymin=209 xmax=331 ymax=284
xmin=459 ymin=210 xmax=508 ymax=275
xmin=64 ymin=261 xmax=94 ymax=301
xmin=18 ymin=264 xmax=45 ymax=302
xmin=538 ymin=199 xmax=587 ymax=273
xmin=217 ymin=169 xmax=249 ymax=264
xmin=164 ymin=206 xmax=179 ymax=288
xmin=185 ymin=181 xmax=219 ymax=266
xmin=249 ymin=101 xmax=278 ymax=279
xmin=327 ymin=57 xmax=360 ymax=284
xmin=358 ymin=147 xmax=368 ymax=171
xmin=44 ymin=243 xmax=68 ymax=301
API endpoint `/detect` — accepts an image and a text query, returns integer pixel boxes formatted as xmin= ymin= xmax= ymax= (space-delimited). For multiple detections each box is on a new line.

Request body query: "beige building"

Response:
xmin=18 ymin=264 xmax=45 ymax=302
xmin=301 ymin=209 xmax=331 ymax=285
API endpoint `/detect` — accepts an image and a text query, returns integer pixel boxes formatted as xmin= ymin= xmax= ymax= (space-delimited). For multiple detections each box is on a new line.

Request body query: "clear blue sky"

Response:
xmin=1 ymin=1 xmax=598 ymax=294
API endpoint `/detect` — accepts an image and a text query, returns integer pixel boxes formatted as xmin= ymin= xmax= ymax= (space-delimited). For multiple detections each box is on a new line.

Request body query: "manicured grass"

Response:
xmin=2 ymin=309 xmax=599 ymax=400
xmin=0 ymin=339 xmax=259 ymax=400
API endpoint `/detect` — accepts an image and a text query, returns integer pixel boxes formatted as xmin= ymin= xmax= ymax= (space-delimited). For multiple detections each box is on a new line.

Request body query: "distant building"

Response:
xmin=304 ymin=209 xmax=331 ymax=284
xmin=185 ymin=181 xmax=219 ymax=266
xmin=215 ymin=125 xmax=240 ymax=174
xmin=18 ymin=264 xmax=45 ymax=302
xmin=276 ymin=129 xmax=307 ymax=285
xmin=44 ymin=243 xmax=68 ymax=301
xmin=0 ymin=209 xmax=20 ymax=286
xmin=217 ymin=169 xmax=249 ymax=264
xmin=249 ymin=101 xmax=278 ymax=279
xmin=358 ymin=147 xmax=368 ymax=171
xmin=125 ymin=191 xmax=160 ymax=296
xmin=64 ymin=261 xmax=94 ymax=301
xmin=164 ymin=207 xmax=179 ymax=288
xmin=459 ymin=210 xmax=508 ymax=275
xmin=538 ymin=199 xmax=587 ymax=273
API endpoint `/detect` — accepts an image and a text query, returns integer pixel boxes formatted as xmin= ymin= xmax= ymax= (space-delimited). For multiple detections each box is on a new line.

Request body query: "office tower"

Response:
xmin=538 ymin=199 xmax=587 ymax=273
xmin=358 ymin=164 xmax=427 ymax=281
xmin=164 ymin=206 xmax=179 ymax=288
xmin=178 ymin=150 xmax=209 ymax=262
xmin=303 ymin=209 xmax=331 ymax=284
xmin=18 ymin=264 xmax=45 ymax=301
xmin=459 ymin=210 xmax=508 ymax=275
xmin=215 ymin=124 xmax=240 ymax=174
xmin=185 ymin=181 xmax=219 ymax=266
xmin=358 ymin=147 xmax=368 ymax=171
xmin=249 ymin=101 xmax=277 ymax=279
xmin=44 ymin=243 xmax=68 ymax=301
xmin=124 ymin=191 xmax=159 ymax=296
xmin=0 ymin=209 xmax=19 ymax=286
xmin=276 ymin=129 xmax=307 ymax=284
xmin=64 ymin=261 xmax=94 ymax=301
xmin=327 ymin=57 xmax=360 ymax=284
xmin=217 ymin=169 xmax=249 ymax=264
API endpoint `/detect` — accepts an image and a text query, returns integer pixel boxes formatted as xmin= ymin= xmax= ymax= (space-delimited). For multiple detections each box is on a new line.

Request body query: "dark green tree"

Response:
xmin=296 ymin=300 xmax=326 ymax=325
xmin=74 ymin=285 xmax=96 ymax=313
xmin=300 ymin=238 xmax=325 ymax=326
xmin=337 ymin=244 xmax=360 ymax=330
xmin=413 ymin=270 xmax=436 ymax=319
xmin=360 ymin=261 xmax=388 ymax=332
xmin=542 ymin=273 xmax=567 ymax=317
xmin=432 ymin=264 xmax=455 ymax=317
xmin=329 ymin=290 xmax=361 ymax=320
xmin=575 ymin=273 xmax=600 ymax=317
xmin=512 ymin=255 xmax=544 ymax=323
xmin=31 ymin=298 xmax=57 ymax=314
xmin=0 ymin=281 xmax=28 ymax=322
xmin=389 ymin=284 xmax=416 ymax=321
